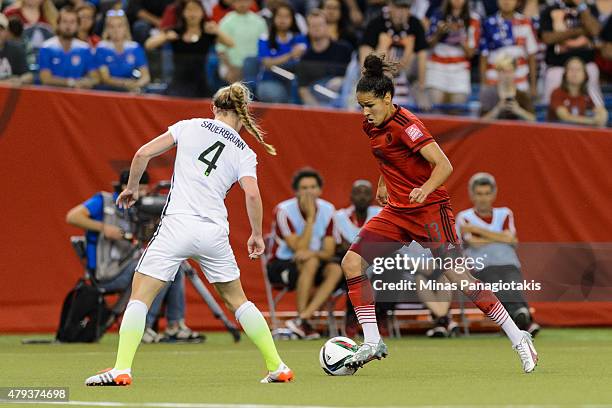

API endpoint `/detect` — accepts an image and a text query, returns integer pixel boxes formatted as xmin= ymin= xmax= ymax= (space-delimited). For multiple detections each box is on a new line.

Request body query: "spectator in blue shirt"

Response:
xmin=256 ymin=1 xmax=307 ymax=103
xmin=66 ymin=170 xmax=202 ymax=343
xmin=96 ymin=10 xmax=151 ymax=93
xmin=38 ymin=7 xmax=98 ymax=88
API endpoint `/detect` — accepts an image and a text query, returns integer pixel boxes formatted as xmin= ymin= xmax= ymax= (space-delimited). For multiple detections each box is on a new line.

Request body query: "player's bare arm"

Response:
xmin=410 ymin=142 xmax=453 ymax=204
xmin=117 ymin=132 xmax=176 ymax=208
xmin=376 ymin=175 xmax=388 ymax=205
xmin=239 ymin=176 xmax=265 ymax=259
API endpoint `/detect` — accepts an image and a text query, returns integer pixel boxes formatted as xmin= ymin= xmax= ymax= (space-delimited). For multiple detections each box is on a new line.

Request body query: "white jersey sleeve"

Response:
xmin=168 ymin=120 xmax=190 ymax=143
xmin=238 ymin=149 xmax=258 ymax=180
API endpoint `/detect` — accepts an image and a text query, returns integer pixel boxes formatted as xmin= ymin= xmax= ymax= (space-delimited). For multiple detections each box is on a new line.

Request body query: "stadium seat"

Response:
xmin=259 ymin=234 xmax=345 ymax=336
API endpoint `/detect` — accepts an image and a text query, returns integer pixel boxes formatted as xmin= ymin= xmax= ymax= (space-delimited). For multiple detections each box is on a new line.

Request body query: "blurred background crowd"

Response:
xmin=0 ymin=0 xmax=609 ymax=126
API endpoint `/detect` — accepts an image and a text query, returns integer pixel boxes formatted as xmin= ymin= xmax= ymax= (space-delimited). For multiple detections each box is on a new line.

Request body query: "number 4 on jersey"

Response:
xmin=198 ymin=141 xmax=226 ymax=176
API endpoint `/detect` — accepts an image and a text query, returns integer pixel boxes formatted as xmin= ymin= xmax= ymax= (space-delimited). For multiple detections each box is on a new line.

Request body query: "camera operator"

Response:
xmin=66 ymin=169 xmax=202 ymax=343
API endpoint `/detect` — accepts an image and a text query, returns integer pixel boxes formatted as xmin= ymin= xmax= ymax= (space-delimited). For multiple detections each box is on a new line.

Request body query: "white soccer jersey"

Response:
xmin=333 ymin=205 xmax=382 ymax=244
xmin=455 ymin=207 xmax=520 ymax=269
xmin=271 ymin=198 xmax=336 ymax=261
xmin=164 ymin=118 xmax=257 ymax=233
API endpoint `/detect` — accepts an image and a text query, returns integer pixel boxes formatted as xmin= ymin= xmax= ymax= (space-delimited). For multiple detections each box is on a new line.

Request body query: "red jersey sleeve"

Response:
xmin=324 ymin=216 xmax=334 ymax=237
xmin=273 ymin=206 xmax=295 ymax=238
xmin=502 ymin=209 xmax=517 ymax=235
xmin=398 ymin=119 xmax=435 ymax=153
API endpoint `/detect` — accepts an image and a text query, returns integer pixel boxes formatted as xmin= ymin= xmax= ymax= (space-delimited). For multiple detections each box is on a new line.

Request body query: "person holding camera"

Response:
xmin=480 ymin=54 xmax=535 ymax=121
xmin=65 ymin=169 xmax=201 ymax=343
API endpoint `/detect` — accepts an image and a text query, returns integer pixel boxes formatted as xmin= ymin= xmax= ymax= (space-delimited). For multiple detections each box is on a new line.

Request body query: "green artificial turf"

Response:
xmin=1 ymin=329 xmax=611 ymax=407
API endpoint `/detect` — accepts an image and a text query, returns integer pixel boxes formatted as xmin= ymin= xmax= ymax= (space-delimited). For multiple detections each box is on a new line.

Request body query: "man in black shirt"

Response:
xmin=540 ymin=0 xmax=602 ymax=102
xmin=295 ymin=9 xmax=352 ymax=106
xmin=358 ymin=0 xmax=429 ymax=109
xmin=0 ymin=13 xmax=32 ymax=86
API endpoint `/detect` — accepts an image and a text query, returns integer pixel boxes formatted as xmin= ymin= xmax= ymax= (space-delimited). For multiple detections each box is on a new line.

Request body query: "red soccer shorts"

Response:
xmin=348 ymin=201 xmax=459 ymax=263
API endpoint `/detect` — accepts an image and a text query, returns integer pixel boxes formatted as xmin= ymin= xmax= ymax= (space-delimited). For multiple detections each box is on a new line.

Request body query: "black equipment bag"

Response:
xmin=56 ymin=279 xmax=111 ymax=342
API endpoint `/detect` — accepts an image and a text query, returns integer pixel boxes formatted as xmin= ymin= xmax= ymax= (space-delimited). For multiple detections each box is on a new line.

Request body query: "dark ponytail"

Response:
xmin=356 ymin=54 xmax=398 ymax=98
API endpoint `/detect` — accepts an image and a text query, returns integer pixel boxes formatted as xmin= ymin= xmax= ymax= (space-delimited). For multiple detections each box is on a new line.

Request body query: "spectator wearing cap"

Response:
xmin=359 ymin=0 xmax=430 ymax=109
xmin=479 ymin=0 xmax=538 ymax=99
xmin=548 ymin=56 xmax=607 ymax=127
xmin=480 ymin=54 xmax=535 ymax=121
xmin=76 ymin=3 xmax=100 ymax=47
xmin=425 ymin=0 xmax=480 ymax=108
xmin=216 ymin=0 xmax=267 ymax=83
xmin=0 ymin=13 xmax=33 ymax=85
xmin=456 ymin=172 xmax=540 ymax=337
xmin=295 ymin=9 xmax=352 ymax=106
xmin=38 ymin=7 xmax=98 ymax=89
xmin=540 ymin=0 xmax=602 ymax=103
xmin=96 ymin=10 xmax=151 ymax=93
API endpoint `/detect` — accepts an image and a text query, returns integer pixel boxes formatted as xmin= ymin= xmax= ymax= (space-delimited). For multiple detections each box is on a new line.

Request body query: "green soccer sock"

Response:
xmin=235 ymin=301 xmax=283 ymax=372
xmin=114 ymin=300 xmax=147 ymax=371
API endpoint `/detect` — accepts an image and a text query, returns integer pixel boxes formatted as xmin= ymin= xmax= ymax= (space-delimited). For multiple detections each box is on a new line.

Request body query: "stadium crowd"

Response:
xmin=0 ymin=0 xmax=609 ymax=124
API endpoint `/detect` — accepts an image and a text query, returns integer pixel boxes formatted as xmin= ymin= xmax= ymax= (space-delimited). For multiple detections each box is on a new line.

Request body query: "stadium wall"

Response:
xmin=1 ymin=85 xmax=611 ymax=333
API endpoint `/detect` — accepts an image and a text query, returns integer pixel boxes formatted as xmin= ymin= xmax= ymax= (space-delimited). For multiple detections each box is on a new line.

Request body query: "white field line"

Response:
xmin=0 ymin=401 xmax=611 ymax=408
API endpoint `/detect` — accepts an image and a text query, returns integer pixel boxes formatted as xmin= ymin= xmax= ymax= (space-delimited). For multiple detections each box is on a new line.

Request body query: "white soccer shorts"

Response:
xmin=425 ymin=61 xmax=471 ymax=95
xmin=136 ymin=214 xmax=240 ymax=283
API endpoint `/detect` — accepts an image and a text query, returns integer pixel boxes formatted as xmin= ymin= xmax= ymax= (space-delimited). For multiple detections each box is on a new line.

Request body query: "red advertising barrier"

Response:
xmin=1 ymin=85 xmax=611 ymax=332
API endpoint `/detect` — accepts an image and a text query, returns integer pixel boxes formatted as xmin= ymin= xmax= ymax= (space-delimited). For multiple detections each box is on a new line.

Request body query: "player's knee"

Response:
xmin=341 ymin=253 xmax=361 ymax=276
xmin=219 ymin=293 xmax=247 ymax=314
xmin=214 ymin=281 xmax=248 ymax=313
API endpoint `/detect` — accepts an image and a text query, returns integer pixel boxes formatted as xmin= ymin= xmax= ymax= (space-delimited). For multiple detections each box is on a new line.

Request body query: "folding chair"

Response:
xmin=260 ymin=234 xmax=290 ymax=331
xmin=260 ymin=234 xmax=347 ymax=336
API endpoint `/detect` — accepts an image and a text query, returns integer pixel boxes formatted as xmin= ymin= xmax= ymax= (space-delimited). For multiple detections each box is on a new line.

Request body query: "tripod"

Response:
xmin=73 ymin=236 xmax=241 ymax=342
xmin=180 ymin=260 xmax=241 ymax=342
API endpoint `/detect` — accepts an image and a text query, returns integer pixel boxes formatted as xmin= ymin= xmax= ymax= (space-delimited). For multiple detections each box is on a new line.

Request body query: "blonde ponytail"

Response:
xmin=212 ymin=83 xmax=276 ymax=155
xmin=226 ymin=83 xmax=277 ymax=155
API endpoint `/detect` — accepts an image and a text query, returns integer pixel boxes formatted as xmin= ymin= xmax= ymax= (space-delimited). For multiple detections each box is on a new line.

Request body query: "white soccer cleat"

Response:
xmin=85 ymin=368 xmax=132 ymax=386
xmin=260 ymin=363 xmax=294 ymax=383
xmin=513 ymin=330 xmax=538 ymax=373
xmin=344 ymin=340 xmax=388 ymax=369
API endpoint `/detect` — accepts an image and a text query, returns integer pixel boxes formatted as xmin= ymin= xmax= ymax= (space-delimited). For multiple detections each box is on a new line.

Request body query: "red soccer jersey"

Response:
xmin=363 ymin=106 xmax=450 ymax=210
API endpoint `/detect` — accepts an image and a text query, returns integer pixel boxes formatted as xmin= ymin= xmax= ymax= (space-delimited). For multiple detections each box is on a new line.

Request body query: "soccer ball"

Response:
xmin=319 ymin=336 xmax=359 ymax=376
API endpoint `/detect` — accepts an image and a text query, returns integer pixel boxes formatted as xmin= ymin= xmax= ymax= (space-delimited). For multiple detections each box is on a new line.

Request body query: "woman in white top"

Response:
xmin=85 ymin=82 xmax=294 ymax=385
